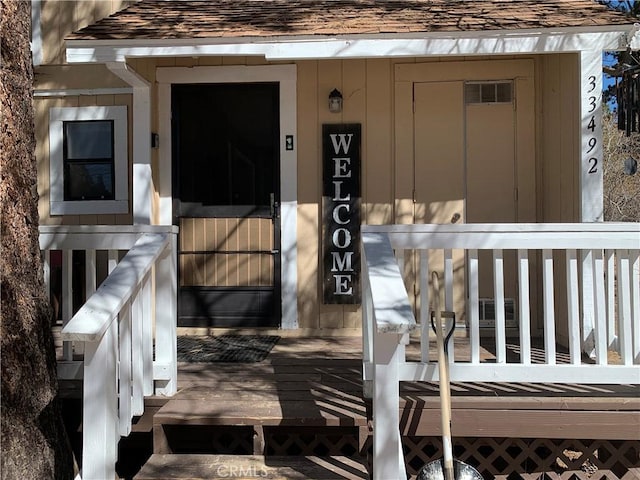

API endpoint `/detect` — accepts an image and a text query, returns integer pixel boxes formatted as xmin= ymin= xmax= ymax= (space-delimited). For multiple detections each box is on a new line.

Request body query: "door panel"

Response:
xmin=172 ymin=83 xmax=280 ymax=327
xmin=413 ymin=81 xmax=466 ymax=317
xmin=179 ymin=217 xmax=274 ymax=287
xmin=414 ymin=82 xmax=465 ymax=225
xmin=466 ymin=102 xmax=518 ymax=324
xmin=466 ymin=103 xmax=515 ymax=223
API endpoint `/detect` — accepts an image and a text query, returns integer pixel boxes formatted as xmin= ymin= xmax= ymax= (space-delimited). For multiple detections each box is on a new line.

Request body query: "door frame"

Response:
xmin=157 ymin=64 xmax=298 ymax=329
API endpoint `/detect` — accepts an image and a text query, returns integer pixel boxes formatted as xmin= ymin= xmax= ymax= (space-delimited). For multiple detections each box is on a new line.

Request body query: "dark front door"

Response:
xmin=172 ymin=83 xmax=281 ymax=327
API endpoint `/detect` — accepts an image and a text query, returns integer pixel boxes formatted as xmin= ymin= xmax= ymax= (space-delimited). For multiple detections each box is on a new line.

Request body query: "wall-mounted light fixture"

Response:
xmin=328 ymin=89 xmax=343 ymax=113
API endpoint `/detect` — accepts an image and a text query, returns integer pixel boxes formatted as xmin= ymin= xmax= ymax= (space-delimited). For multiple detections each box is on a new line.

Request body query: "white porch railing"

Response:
xmin=39 ymin=225 xmax=178 ymax=480
xmin=361 ymin=223 xmax=640 ymax=480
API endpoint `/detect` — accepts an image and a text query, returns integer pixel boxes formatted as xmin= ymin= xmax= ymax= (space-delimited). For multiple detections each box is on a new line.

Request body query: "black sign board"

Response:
xmin=322 ymin=124 xmax=361 ymax=304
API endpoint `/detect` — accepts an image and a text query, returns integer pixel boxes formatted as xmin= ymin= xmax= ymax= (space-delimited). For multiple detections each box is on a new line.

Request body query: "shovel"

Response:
xmin=416 ymin=272 xmax=483 ymax=480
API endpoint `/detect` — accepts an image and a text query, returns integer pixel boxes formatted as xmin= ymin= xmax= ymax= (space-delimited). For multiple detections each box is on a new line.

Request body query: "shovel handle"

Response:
xmin=432 ymin=272 xmax=455 ymax=480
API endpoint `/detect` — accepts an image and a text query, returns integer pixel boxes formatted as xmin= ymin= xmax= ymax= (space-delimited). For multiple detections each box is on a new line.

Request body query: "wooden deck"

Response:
xmin=127 ymin=336 xmax=640 ymax=479
xmin=58 ymin=335 xmax=640 ymax=479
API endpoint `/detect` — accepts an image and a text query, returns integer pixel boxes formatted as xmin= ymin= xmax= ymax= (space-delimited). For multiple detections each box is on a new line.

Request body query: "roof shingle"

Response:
xmin=67 ymin=0 xmax=635 ymax=41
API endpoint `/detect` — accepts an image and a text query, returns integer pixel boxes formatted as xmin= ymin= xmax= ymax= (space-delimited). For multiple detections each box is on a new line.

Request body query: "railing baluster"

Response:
xmin=119 ymin=301 xmax=133 ymax=436
xmin=631 ymin=249 xmax=640 ymax=364
xmin=444 ymin=249 xmax=454 ymax=359
xmin=43 ymin=250 xmax=51 ymax=306
xmin=419 ymin=249 xmax=430 ymax=363
xmin=581 ymin=250 xmax=596 ymax=358
xmin=132 ymin=280 xmax=144 ymax=416
xmin=361 ymin=263 xmax=373 ymax=399
xmin=593 ymin=249 xmax=608 ymax=365
xmin=616 ymin=249 xmax=633 ymax=365
xmin=518 ymin=249 xmax=531 ymax=365
xmin=542 ymin=249 xmax=556 ymax=365
xmin=493 ymin=249 xmax=506 ymax=363
xmin=108 ymin=249 xmax=119 ymax=273
xmin=605 ymin=250 xmax=617 ymax=351
xmin=468 ymin=249 xmax=480 ymax=364
xmin=566 ymin=249 xmax=581 ymax=365
xmin=142 ymin=271 xmax=154 ymax=397
xmin=62 ymin=249 xmax=73 ymax=361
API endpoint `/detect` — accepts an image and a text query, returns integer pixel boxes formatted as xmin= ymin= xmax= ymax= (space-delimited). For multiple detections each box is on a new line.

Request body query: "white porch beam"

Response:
xmin=66 ymin=28 xmax=637 ymax=64
xmin=106 ymin=62 xmax=153 ymax=225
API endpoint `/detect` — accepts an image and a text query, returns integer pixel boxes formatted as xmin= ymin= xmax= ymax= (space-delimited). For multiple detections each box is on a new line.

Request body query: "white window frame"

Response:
xmin=49 ymin=106 xmax=128 ymax=215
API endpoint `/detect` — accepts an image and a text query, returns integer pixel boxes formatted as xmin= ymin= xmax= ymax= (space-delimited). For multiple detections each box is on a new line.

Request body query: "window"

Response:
xmin=465 ymin=81 xmax=513 ymax=104
xmin=49 ymin=106 xmax=128 ymax=215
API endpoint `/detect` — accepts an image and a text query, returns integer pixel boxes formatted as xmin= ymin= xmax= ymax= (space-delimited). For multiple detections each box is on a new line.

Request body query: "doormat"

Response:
xmin=177 ymin=335 xmax=280 ymax=363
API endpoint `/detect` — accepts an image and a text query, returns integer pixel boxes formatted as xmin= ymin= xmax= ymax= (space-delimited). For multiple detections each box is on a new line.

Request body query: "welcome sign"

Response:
xmin=322 ymin=124 xmax=361 ymax=304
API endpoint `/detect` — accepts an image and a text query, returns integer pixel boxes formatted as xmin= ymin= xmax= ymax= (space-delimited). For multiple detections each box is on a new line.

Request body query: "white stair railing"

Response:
xmin=40 ymin=225 xmax=178 ymax=480
xmin=361 ymin=223 xmax=640 ymax=480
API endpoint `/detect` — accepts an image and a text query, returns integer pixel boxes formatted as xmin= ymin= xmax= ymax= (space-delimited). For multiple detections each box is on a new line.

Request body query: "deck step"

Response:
xmin=134 ymin=454 xmax=368 ymax=479
xmin=154 ymin=396 xmax=369 ymax=427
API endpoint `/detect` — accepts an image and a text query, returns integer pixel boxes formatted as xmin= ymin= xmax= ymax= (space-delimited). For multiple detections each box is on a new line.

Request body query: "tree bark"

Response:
xmin=0 ymin=1 xmax=74 ymax=478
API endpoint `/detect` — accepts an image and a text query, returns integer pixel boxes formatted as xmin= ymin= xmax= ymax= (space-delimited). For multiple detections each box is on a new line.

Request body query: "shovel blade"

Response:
xmin=416 ymin=458 xmax=483 ymax=480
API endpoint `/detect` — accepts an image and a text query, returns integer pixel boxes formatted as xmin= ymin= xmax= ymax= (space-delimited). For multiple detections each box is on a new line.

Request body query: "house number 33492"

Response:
xmin=585 ymin=75 xmax=598 ymax=174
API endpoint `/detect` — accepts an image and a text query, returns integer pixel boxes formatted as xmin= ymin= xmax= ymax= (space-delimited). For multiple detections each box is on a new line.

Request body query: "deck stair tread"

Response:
xmin=134 ymin=454 xmax=369 ymax=479
xmin=155 ymin=393 xmax=369 ymax=427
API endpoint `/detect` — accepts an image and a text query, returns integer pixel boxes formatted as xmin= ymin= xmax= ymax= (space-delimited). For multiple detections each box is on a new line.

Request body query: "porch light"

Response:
xmin=328 ymin=88 xmax=343 ymax=113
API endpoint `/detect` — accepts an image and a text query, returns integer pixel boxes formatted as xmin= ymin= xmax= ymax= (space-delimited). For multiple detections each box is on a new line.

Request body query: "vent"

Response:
xmin=478 ymin=298 xmax=518 ymax=329
xmin=465 ymin=82 xmax=513 ymax=104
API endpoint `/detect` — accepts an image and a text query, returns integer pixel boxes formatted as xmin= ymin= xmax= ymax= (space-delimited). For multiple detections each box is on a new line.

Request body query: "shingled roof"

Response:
xmin=67 ymin=0 xmax=634 ymax=41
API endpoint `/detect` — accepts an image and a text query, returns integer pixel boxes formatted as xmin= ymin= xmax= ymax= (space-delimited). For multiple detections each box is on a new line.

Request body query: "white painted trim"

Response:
xmin=579 ymin=50 xmax=604 ymax=222
xmin=157 ymin=64 xmax=298 ymax=329
xmin=106 ymin=63 xmax=153 ymax=225
xmin=49 ymin=106 xmax=129 ymax=216
xmin=30 ymin=0 xmax=43 ymax=66
xmin=66 ymin=28 xmax=635 ymax=63
xmin=34 ymin=88 xmax=133 ymax=97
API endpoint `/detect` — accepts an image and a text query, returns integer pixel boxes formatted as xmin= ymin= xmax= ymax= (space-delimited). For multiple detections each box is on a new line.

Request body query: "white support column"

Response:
xmin=372 ymin=331 xmax=406 ymax=480
xmin=579 ymin=50 xmax=604 ymax=223
xmin=106 ymin=62 xmax=153 ymax=225
xmin=155 ymin=236 xmax=177 ymax=396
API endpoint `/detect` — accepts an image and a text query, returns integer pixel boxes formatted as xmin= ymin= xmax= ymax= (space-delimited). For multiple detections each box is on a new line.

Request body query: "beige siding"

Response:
xmin=35 ymin=94 xmax=133 ymax=226
xmin=538 ymin=54 xmax=580 ymax=223
xmin=34 ymin=50 xmax=583 ymax=333
xmin=39 ymin=0 xmax=131 ymax=65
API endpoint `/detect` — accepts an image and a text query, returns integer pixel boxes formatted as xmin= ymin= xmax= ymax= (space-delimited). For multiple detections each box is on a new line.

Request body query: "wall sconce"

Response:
xmin=328 ymin=89 xmax=343 ymax=113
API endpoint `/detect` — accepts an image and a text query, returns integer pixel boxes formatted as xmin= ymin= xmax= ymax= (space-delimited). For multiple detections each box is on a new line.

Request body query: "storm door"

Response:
xmin=172 ymin=83 xmax=281 ymax=327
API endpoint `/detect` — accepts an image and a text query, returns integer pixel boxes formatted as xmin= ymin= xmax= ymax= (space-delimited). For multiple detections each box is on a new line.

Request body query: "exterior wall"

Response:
xmin=38 ymin=0 xmax=133 ymax=65
xmin=33 ymin=38 xmax=583 ymax=331
xmin=34 ymin=93 xmax=133 ymax=226
xmin=537 ymin=53 xmax=580 ymax=223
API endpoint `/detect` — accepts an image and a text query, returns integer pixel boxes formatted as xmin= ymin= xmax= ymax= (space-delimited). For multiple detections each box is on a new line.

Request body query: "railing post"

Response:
xmin=373 ymin=330 xmax=406 ymax=480
xmin=155 ymin=233 xmax=177 ymax=396
xmin=82 ymin=321 xmax=118 ymax=480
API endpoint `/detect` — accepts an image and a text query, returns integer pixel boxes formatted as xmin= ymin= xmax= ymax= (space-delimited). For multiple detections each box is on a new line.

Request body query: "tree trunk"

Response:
xmin=0 ymin=1 xmax=74 ymax=478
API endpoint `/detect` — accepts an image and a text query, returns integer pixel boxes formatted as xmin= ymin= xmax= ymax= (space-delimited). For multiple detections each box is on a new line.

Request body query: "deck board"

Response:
xmin=145 ymin=336 xmax=640 ymax=442
xmin=135 ymin=454 xmax=369 ymax=480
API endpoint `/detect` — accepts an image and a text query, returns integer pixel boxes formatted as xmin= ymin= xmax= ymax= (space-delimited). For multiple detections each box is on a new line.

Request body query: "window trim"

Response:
xmin=49 ymin=106 xmax=128 ymax=215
